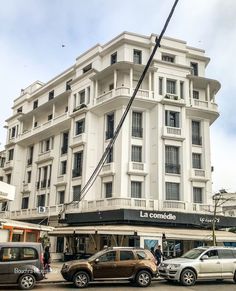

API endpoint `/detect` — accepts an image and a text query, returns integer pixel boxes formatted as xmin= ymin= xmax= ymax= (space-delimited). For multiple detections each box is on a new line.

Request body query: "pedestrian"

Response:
xmin=154 ymin=245 xmax=163 ymax=266
xmin=43 ymin=246 xmax=51 ymax=276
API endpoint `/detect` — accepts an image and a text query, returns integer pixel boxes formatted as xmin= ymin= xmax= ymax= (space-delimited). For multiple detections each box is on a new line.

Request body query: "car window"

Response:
xmin=233 ymin=250 xmax=236 ymax=258
xmin=218 ymin=249 xmax=233 ymax=259
xmin=120 ymin=251 xmax=134 ymax=261
xmin=182 ymin=248 xmax=206 ymax=259
xmin=136 ymin=251 xmax=147 ymax=260
xmin=99 ymin=251 xmax=116 ymax=262
xmin=0 ymin=247 xmax=38 ymax=262
xmin=204 ymin=250 xmax=218 ymax=260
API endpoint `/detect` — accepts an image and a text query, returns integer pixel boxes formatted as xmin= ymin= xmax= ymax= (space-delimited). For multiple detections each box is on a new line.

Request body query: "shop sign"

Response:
xmin=140 ymin=210 xmax=176 ymax=221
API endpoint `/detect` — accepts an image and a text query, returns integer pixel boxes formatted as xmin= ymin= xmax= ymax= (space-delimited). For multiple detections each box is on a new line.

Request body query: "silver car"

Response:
xmin=159 ymin=246 xmax=236 ymax=286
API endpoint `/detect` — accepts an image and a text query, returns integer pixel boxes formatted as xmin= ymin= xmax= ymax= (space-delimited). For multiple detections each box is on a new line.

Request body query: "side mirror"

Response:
xmin=200 ymin=255 xmax=209 ymax=261
xmin=95 ymin=258 xmax=99 ymax=264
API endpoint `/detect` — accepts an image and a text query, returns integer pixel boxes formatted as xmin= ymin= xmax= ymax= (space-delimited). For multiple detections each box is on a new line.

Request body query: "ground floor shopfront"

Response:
xmin=49 ymin=209 xmax=236 ymax=261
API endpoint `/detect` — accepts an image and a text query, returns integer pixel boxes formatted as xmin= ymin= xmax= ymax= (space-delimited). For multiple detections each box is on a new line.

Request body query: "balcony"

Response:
xmin=3 ymin=160 xmax=14 ymax=171
xmin=161 ymin=94 xmax=186 ymax=106
xmin=37 ymin=151 xmax=53 ymax=163
xmin=128 ymin=162 xmax=147 ymax=175
xmin=162 ymin=126 xmax=184 ymax=141
xmin=19 ymin=112 xmax=70 ymax=144
xmin=162 ymin=200 xmax=186 ymax=211
xmin=190 ymin=169 xmax=208 ymax=181
xmin=192 ymin=99 xmax=218 ymax=111
xmin=165 ymin=163 xmax=181 ymax=175
xmin=71 ymin=133 xmax=86 ymax=148
xmin=100 ymin=163 xmax=115 ymax=176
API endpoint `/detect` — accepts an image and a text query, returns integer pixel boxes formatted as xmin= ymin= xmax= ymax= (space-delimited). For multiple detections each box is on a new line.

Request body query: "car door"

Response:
xmin=115 ymin=250 xmax=136 ymax=278
xmin=198 ymin=249 xmax=222 ymax=279
xmin=93 ymin=250 xmax=117 ymax=279
xmin=218 ymin=249 xmax=235 ymax=279
xmin=0 ymin=247 xmax=21 ymax=283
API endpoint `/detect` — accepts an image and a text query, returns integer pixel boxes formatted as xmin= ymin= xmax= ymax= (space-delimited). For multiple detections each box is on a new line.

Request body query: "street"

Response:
xmin=1 ymin=280 xmax=236 ymax=291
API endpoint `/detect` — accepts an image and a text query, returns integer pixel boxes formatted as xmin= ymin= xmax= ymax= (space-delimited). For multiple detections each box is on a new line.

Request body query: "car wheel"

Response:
xmin=180 ymin=269 xmax=196 ymax=286
xmin=234 ymin=271 xmax=236 ymax=283
xmin=73 ymin=271 xmax=89 ymax=288
xmin=135 ymin=270 xmax=151 ymax=287
xmin=18 ymin=274 xmax=36 ymax=290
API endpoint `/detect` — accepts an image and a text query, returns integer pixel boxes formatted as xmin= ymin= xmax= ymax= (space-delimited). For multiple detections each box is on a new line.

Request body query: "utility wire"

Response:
xmin=60 ymin=0 xmax=179 ymax=217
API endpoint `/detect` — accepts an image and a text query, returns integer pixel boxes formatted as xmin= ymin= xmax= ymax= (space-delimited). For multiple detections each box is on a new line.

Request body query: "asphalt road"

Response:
xmin=1 ymin=280 xmax=236 ymax=291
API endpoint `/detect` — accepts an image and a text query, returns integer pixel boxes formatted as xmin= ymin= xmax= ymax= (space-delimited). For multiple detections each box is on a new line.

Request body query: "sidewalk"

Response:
xmin=41 ymin=261 xmax=65 ymax=283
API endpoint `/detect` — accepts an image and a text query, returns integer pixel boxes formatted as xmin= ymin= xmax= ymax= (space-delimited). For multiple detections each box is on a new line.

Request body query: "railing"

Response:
xmin=166 ymin=126 xmax=181 ymax=136
xmin=163 ymin=200 xmax=186 ymax=210
xmin=38 ymin=151 xmax=51 ymax=162
xmin=131 ymin=127 xmax=143 ymax=138
xmin=193 ymin=99 xmax=218 ymax=111
xmin=192 ymin=135 xmax=202 ymax=145
xmin=194 ymin=169 xmax=205 ymax=177
xmin=165 ymin=163 xmax=181 ymax=174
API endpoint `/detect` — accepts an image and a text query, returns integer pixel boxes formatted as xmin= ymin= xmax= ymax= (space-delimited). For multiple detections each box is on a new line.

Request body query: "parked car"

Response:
xmin=159 ymin=246 xmax=236 ymax=286
xmin=0 ymin=242 xmax=44 ymax=290
xmin=61 ymin=247 xmax=158 ymax=288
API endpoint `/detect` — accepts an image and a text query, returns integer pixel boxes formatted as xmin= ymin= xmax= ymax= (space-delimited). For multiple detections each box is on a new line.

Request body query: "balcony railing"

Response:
xmin=192 ymin=135 xmax=202 ymax=145
xmin=132 ymin=127 xmax=143 ymax=138
xmin=165 ymin=163 xmax=181 ymax=174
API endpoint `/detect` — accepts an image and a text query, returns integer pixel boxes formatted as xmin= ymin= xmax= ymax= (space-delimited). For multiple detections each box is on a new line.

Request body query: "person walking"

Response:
xmin=154 ymin=245 xmax=163 ymax=266
xmin=43 ymin=246 xmax=51 ymax=277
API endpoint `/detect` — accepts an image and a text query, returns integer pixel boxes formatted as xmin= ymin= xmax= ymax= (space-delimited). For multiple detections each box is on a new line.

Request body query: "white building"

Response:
xmin=1 ymin=31 xmax=235 ymax=258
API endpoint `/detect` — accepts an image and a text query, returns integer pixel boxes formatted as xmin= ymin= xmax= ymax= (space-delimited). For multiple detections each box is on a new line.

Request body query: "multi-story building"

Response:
xmin=1 ymin=31 xmax=236 ymax=259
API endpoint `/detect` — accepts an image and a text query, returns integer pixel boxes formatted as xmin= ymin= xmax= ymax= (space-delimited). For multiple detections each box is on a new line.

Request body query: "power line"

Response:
xmin=59 ymin=0 xmax=179 ymax=218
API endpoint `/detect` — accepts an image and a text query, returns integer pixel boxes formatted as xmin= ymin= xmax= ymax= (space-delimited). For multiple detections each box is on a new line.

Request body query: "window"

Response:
xmin=27 ymin=146 xmax=34 ymax=165
xmin=166 ymin=182 xmax=180 ymax=200
xmin=111 ymin=52 xmax=117 ymax=65
xmin=136 ymin=251 xmax=147 ymax=260
xmin=33 ymin=100 xmax=38 ymax=109
xmin=165 ymin=146 xmax=180 ymax=174
xmin=180 ymin=82 xmax=184 ymax=99
xmin=73 ymin=185 xmax=81 ymax=201
xmin=73 ymin=151 xmax=83 ymax=177
xmin=166 ymin=79 xmax=176 ymax=94
xmin=56 ymin=237 xmax=64 ymax=253
xmin=192 ymin=121 xmax=202 ymax=145
xmin=27 ymin=171 xmax=31 ymax=183
xmin=133 ymin=49 xmax=142 ymax=64
xmin=61 ymin=160 xmax=67 ymax=175
xmin=17 ymin=107 xmax=22 ymax=113
xmin=99 ymin=251 xmax=116 ymax=262
xmin=190 ymin=62 xmax=198 ymax=76
xmin=83 ymin=63 xmax=92 ymax=74
xmin=79 ymin=90 xmax=85 ymax=104
xmin=120 ymin=251 xmax=134 ymax=261
xmin=162 ymin=54 xmax=175 ymax=63
xmin=131 ymin=181 xmax=142 ymax=198
xmin=8 ymin=149 xmax=14 ymax=161
xmin=131 ymin=146 xmax=142 ymax=162
xmin=193 ymin=90 xmax=199 ymax=99
xmin=58 ymin=191 xmax=65 ymax=204
xmin=45 ymin=139 xmax=50 ymax=151
xmin=61 ymin=132 xmax=69 ymax=155
xmin=204 ymin=250 xmax=218 ymax=260
xmin=0 ymin=176 xmax=3 ymax=181
xmin=0 ymin=157 xmax=5 ymax=168
xmin=193 ymin=187 xmax=203 ymax=203
xmin=105 ymin=182 xmax=112 ymax=198
xmin=106 ymin=113 xmax=114 ymax=140
xmin=132 ymin=112 xmax=143 ymax=138
xmin=109 ymin=83 xmax=114 ymax=91
xmin=75 ymin=119 xmax=85 ymax=135
xmin=165 ymin=111 xmax=180 ymax=128
xmin=0 ymin=247 xmax=37 ymax=262
xmin=66 ymin=79 xmax=72 ymax=91
xmin=159 ymin=78 xmax=163 ymax=95
xmin=37 ymin=194 xmax=45 ymax=207
xmin=106 ymin=148 xmax=113 ymax=163
xmin=48 ymin=90 xmax=54 ymax=100
xmin=48 ymin=114 xmax=53 ymax=121
xmin=11 ymin=126 xmax=16 ymax=138
xmin=21 ymin=197 xmax=29 ymax=209
xmin=6 ymin=174 xmax=11 ymax=184
xmin=34 ymin=121 xmax=38 ymax=128
xmin=192 ymin=153 xmax=201 ymax=169
xmin=1 ymin=202 xmax=8 ymax=211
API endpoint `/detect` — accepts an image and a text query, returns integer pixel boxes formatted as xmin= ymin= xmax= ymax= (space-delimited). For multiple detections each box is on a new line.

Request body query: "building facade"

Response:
xmin=2 ymin=31 xmax=234 ymax=259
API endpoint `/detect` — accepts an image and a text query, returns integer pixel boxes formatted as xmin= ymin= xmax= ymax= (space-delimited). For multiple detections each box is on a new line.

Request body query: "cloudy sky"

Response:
xmin=0 ymin=0 xmax=236 ymax=193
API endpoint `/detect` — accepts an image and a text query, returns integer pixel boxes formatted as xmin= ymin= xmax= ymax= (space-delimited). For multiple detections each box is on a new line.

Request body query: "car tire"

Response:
xmin=135 ymin=270 xmax=151 ymax=287
xmin=18 ymin=274 xmax=36 ymax=290
xmin=73 ymin=271 xmax=90 ymax=288
xmin=180 ymin=269 xmax=196 ymax=286
xmin=234 ymin=271 xmax=236 ymax=283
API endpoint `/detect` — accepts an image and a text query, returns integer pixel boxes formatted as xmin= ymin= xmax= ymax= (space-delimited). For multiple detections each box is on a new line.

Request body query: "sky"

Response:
xmin=0 ymin=0 xmax=236 ymax=193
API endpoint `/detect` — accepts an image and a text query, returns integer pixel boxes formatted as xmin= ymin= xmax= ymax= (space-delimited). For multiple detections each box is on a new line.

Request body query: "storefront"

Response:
xmin=0 ymin=218 xmax=53 ymax=243
xmin=50 ymin=208 xmax=236 ymax=260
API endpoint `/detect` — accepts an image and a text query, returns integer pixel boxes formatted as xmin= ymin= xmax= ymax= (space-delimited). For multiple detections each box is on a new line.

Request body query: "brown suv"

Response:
xmin=61 ymin=247 xmax=157 ymax=288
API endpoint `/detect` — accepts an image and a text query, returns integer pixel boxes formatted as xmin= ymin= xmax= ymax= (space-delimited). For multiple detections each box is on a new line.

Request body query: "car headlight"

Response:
xmin=168 ymin=264 xmax=181 ymax=269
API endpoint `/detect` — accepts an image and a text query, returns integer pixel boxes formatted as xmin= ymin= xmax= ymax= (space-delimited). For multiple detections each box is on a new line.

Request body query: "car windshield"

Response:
xmin=88 ymin=250 xmax=107 ymax=262
xmin=181 ymin=248 xmax=206 ymax=259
